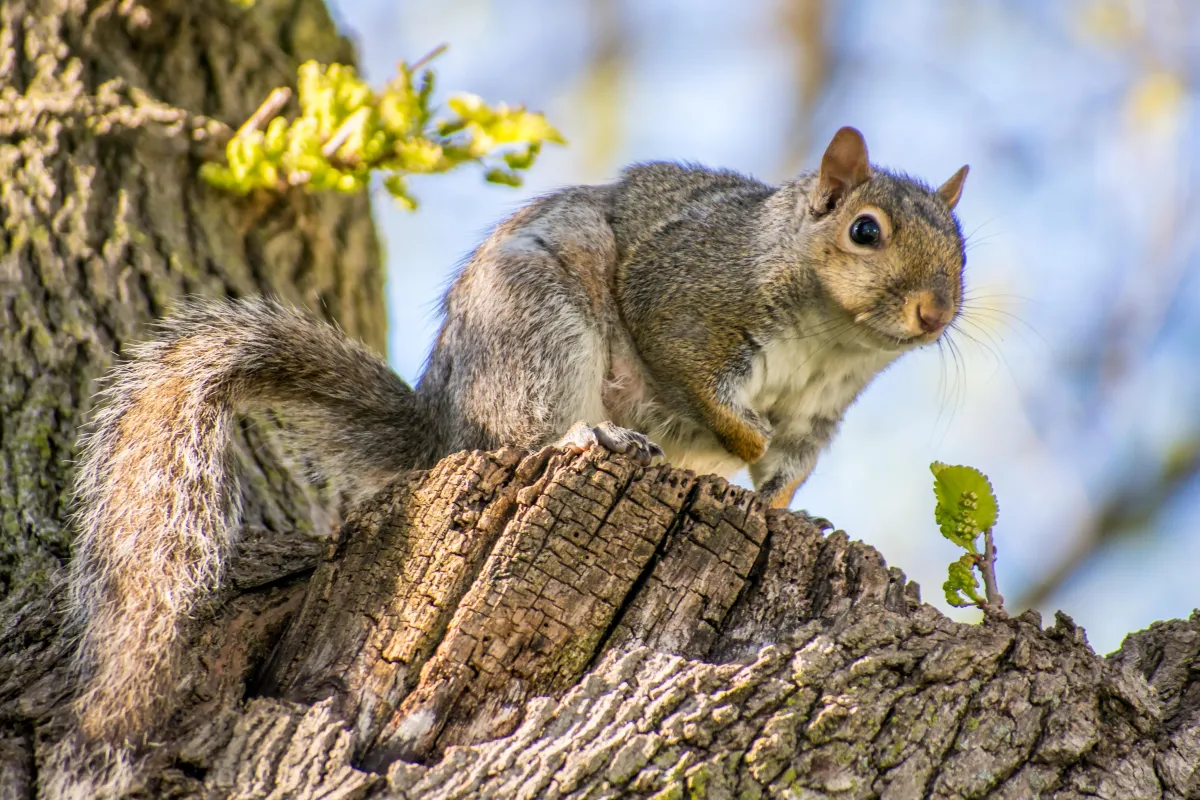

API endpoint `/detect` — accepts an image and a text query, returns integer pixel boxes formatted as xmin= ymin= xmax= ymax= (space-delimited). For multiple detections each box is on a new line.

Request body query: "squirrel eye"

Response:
xmin=849 ymin=215 xmax=882 ymax=246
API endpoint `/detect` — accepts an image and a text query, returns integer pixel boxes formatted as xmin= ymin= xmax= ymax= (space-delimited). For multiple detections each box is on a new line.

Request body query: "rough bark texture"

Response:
xmin=0 ymin=0 xmax=380 ymax=793
xmin=4 ymin=446 xmax=1200 ymax=798
xmin=2 ymin=2 xmax=1200 ymax=799
xmin=0 ymin=0 xmax=383 ymax=598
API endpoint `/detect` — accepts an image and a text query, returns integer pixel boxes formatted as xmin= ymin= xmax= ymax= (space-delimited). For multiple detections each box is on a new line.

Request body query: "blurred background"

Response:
xmin=326 ymin=0 xmax=1199 ymax=654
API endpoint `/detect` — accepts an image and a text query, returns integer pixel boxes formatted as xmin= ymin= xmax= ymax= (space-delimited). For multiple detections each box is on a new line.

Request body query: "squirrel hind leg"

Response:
xmin=557 ymin=420 xmax=664 ymax=467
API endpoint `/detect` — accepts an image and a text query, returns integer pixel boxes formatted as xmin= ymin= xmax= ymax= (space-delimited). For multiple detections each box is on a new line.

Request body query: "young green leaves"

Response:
xmin=931 ymin=463 xmax=998 ymax=550
xmin=200 ymin=48 xmax=564 ymax=209
xmin=931 ymin=462 xmax=1006 ymax=615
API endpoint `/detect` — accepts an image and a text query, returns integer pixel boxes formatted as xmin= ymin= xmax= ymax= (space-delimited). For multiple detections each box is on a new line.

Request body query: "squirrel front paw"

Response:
xmin=557 ymin=421 xmax=664 ymax=467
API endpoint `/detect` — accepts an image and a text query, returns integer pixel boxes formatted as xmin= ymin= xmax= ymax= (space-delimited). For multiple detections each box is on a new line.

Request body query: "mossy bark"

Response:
xmin=0 ymin=0 xmax=382 ymax=788
xmin=0 ymin=0 xmax=384 ymax=597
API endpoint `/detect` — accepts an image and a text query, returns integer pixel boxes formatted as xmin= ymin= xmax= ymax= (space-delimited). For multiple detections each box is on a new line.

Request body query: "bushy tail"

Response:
xmin=67 ymin=297 xmax=433 ymax=744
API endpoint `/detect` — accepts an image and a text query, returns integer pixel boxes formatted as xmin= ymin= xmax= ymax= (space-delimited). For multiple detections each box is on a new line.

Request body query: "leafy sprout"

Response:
xmin=931 ymin=462 xmax=1005 ymax=614
xmin=200 ymin=48 xmax=565 ymax=210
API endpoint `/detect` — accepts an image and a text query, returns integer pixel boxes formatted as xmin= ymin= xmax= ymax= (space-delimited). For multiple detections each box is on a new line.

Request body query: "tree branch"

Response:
xmin=8 ymin=446 xmax=1196 ymax=797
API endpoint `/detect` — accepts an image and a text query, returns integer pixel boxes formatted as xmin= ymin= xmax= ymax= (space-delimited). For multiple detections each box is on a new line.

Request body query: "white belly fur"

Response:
xmin=743 ymin=334 xmax=895 ymax=443
xmin=602 ymin=328 xmax=896 ymax=479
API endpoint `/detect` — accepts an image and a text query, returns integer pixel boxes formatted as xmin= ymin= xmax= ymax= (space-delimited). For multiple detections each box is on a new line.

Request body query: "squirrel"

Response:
xmin=67 ymin=126 xmax=968 ymax=746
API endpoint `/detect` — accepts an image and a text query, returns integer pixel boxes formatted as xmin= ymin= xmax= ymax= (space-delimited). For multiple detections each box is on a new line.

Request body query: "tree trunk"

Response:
xmin=0 ymin=0 xmax=384 ymax=598
xmin=0 ymin=0 xmax=380 ymax=793
xmin=2 ymin=2 xmax=1199 ymax=799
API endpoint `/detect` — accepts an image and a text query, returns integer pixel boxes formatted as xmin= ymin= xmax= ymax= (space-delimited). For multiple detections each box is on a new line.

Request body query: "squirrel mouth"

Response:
xmin=858 ymin=324 xmax=932 ymax=351
xmin=845 ymin=309 xmax=941 ymax=351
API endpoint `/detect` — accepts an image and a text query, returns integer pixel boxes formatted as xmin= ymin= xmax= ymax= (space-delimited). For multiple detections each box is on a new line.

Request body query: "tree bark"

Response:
xmin=0 ymin=0 xmax=383 ymax=598
xmin=5 ymin=445 xmax=1200 ymax=797
xmin=0 ymin=0 xmax=380 ymax=794
xmin=183 ymin=449 xmax=1200 ymax=799
xmin=2 ymin=2 xmax=1199 ymax=799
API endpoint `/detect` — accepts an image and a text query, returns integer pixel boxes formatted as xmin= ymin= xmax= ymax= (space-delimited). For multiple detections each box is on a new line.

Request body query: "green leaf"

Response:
xmin=264 ymin=117 xmax=289 ymax=157
xmin=933 ymin=503 xmax=971 ymax=551
xmin=382 ymin=174 xmax=417 ymax=208
xmin=394 ymin=138 xmax=446 ymax=173
xmin=417 ymin=69 xmax=435 ymax=124
xmin=930 ymin=462 xmax=998 ymax=553
xmin=503 ymin=142 xmax=541 ymax=171
xmin=198 ymin=162 xmax=241 ymax=192
xmin=930 ymin=463 xmax=998 ymax=530
xmin=484 ymin=167 xmax=523 ymax=187
xmin=437 ymin=118 xmax=468 ymax=137
xmin=447 ymin=93 xmax=488 ymax=121
xmin=943 ymin=556 xmax=984 ymax=608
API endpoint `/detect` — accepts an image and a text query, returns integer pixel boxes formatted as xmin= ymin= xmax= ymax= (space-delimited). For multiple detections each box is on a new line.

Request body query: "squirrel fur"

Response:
xmin=68 ymin=126 xmax=968 ymax=744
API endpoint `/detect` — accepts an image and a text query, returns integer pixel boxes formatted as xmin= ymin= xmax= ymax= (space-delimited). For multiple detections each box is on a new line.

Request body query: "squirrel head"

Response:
xmin=794 ymin=126 xmax=968 ymax=351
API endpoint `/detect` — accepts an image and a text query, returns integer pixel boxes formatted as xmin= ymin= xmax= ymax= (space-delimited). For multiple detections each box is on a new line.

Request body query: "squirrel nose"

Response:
xmin=911 ymin=291 xmax=954 ymax=335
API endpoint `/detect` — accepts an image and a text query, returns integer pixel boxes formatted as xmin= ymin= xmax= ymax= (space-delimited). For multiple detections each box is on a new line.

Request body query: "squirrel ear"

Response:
xmin=810 ymin=126 xmax=870 ymax=215
xmin=937 ymin=165 xmax=969 ymax=209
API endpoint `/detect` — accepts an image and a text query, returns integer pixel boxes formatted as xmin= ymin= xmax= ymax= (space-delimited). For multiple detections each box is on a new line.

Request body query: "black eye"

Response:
xmin=849 ymin=215 xmax=881 ymax=246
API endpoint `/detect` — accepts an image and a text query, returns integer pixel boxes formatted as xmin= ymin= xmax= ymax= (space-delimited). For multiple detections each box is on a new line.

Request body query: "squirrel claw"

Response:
xmin=801 ymin=512 xmax=835 ymax=532
xmin=557 ymin=421 xmax=663 ymax=467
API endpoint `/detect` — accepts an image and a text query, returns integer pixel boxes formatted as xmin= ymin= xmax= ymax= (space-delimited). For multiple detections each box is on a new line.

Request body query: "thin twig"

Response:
xmin=977 ymin=529 xmax=1006 ymax=617
xmin=407 ymin=43 xmax=448 ymax=74
xmin=237 ymin=87 xmax=291 ymax=137
xmin=320 ymin=110 xmax=361 ymax=160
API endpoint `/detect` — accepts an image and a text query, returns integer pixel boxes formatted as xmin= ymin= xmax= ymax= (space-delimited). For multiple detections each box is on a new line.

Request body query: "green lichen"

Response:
xmin=649 ymin=781 xmax=684 ymax=800
xmin=686 ymin=764 xmax=711 ymax=797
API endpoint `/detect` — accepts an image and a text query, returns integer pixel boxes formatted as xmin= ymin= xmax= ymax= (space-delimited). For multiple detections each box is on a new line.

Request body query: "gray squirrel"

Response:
xmin=67 ymin=126 xmax=968 ymax=745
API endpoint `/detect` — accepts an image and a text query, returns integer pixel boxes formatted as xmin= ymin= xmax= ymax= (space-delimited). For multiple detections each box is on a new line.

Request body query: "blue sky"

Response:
xmin=328 ymin=0 xmax=1200 ymax=653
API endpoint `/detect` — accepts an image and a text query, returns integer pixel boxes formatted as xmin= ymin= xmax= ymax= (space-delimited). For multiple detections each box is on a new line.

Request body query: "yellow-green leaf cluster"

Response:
xmin=944 ymin=555 xmax=984 ymax=608
xmin=200 ymin=51 xmax=564 ymax=209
